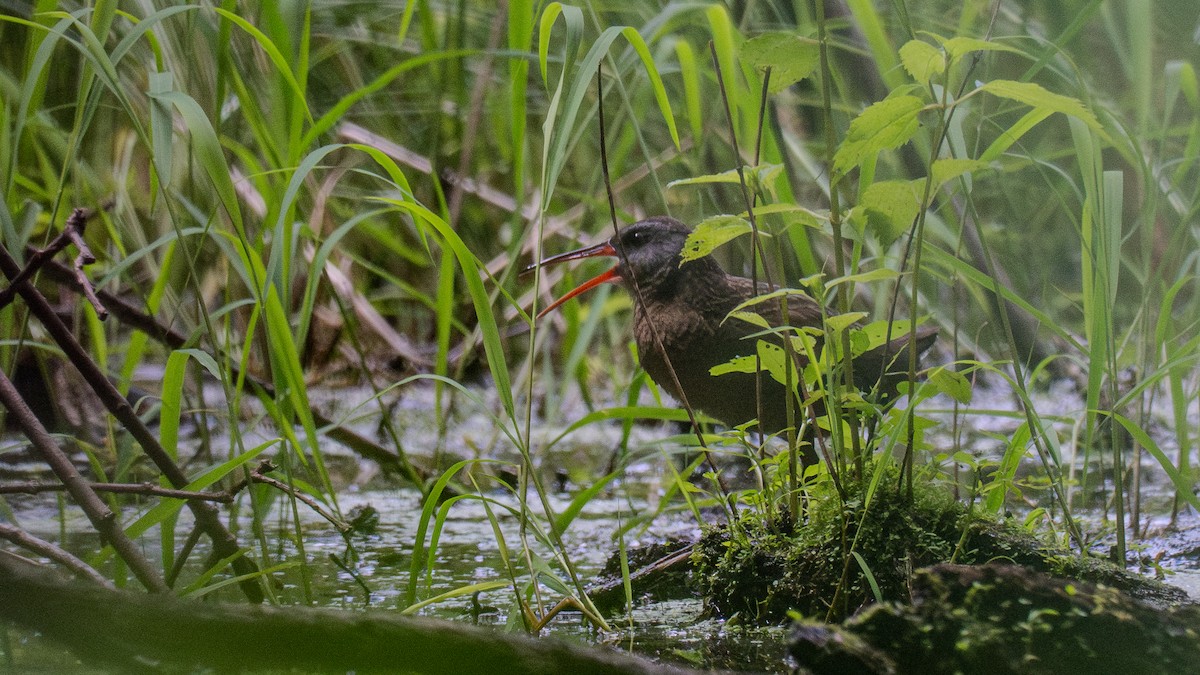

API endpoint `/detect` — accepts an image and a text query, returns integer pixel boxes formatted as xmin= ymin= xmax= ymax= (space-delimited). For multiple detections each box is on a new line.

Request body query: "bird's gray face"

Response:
xmin=611 ymin=217 xmax=692 ymax=290
xmin=525 ymin=216 xmax=696 ymax=318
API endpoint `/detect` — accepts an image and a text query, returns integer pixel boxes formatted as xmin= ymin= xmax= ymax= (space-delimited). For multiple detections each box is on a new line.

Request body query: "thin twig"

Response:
xmin=231 ymin=461 xmax=351 ymax=533
xmin=0 ymin=480 xmax=232 ymax=502
xmin=0 ymin=528 xmax=115 ymax=588
xmin=0 ymin=207 xmax=107 ymax=319
xmin=0 ymin=242 xmax=263 ymax=602
xmin=33 ymin=250 xmax=431 ymax=491
xmin=0 ymin=368 xmax=168 ymax=592
xmin=66 ymin=221 xmax=107 ymax=319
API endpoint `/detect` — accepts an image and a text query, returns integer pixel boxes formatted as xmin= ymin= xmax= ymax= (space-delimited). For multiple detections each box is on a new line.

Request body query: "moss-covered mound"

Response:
xmin=692 ymin=474 xmax=1186 ymax=623
xmin=789 ymin=563 xmax=1200 ymax=675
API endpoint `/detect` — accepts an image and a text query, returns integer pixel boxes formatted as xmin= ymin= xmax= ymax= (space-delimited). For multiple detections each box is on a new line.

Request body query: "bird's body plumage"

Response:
xmin=532 ymin=216 xmax=937 ymax=436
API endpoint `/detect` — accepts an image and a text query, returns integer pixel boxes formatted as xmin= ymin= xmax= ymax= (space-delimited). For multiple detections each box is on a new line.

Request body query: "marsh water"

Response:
xmin=3 ymin=377 xmax=1200 ymax=672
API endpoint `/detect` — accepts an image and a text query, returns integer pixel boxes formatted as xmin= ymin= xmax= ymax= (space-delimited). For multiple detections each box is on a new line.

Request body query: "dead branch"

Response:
xmin=33 ymin=250 xmax=435 ymax=491
xmin=232 ymin=460 xmax=351 ymax=533
xmin=0 ymin=480 xmax=232 ymax=503
xmin=0 ymin=207 xmax=107 ymax=318
xmin=0 ymin=241 xmax=263 ymax=602
xmin=0 ymin=369 xmax=167 ymax=592
xmin=0 ymin=528 xmax=114 ymax=588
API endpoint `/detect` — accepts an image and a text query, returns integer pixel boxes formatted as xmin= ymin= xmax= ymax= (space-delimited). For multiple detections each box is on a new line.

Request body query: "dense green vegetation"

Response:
xmin=0 ymin=0 xmax=1197 ymax=669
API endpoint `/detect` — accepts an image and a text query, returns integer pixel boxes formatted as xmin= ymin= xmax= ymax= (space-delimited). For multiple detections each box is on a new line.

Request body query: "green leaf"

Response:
xmin=710 ymin=340 xmax=797 ymax=389
xmin=553 ymin=469 xmax=620 ymax=535
xmin=746 ymin=163 xmax=784 ymax=198
xmin=147 ymin=71 xmax=174 ymax=188
xmin=1108 ymin=412 xmax=1200 ymax=513
xmin=828 ymin=269 xmax=899 ymax=287
xmin=710 ymin=354 xmax=756 ymax=377
xmin=674 ymin=39 xmax=704 ymax=141
xmin=979 ymin=80 xmax=1102 ymax=132
xmin=146 ymin=89 xmax=246 ymax=239
xmin=742 ymin=203 xmax=826 ymax=229
xmin=727 ymin=310 xmax=770 ymax=329
xmin=940 ymin=36 xmax=1021 ymax=61
xmin=851 ymin=551 xmax=884 ymax=604
xmin=108 ymin=439 xmax=278 ymax=547
xmin=1179 ymin=61 xmax=1198 ymax=109
xmin=757 ymin=341 xmax=798 ymax=388
xmin=541 ymin=22 xmax=678 ymax=208
xmin=931 ymin=158 xmax=990 ymax=186
xmin=929 ymin=366 xmax=973 ymax=404
xmin=212 ymin=8 xmax=312 ymax=124
xmin=825 ymin=312 xmax=866 ymax=334
xmin=680 ymin=215 xmax=751 ymax=263
xmin=400 ymin=580 xmax=511 ymax=616
xmin=538 ymin=3 xmax=581 ymax=86
xmin=741 ymin=32 xmax=820 ymax=93
xmin=861 ymin=179 xmax=921 ymax=244
xmin=543 ymin=405 xmax=693 ymax=451
xmin=854 ymin=320 xmax=917 ymax=353
xmin=833 ymin=95 xmax=924 ymax=176
xmin=375 ymin=199 xmax=515 ymax=420
xmin=667 ymin=167 xmax=741 ymax=188
xmin=669 ymin=164 xmax=779 ymax=190
xmin=899 ymin=39 xmax=944 ymax=84
xmin=729 ymin=288 xmax=816 ymax=316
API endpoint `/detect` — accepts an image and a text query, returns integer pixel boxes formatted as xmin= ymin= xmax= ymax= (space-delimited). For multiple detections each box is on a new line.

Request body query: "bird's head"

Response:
xmin=524 ymin=216 xmax=696 ymax=318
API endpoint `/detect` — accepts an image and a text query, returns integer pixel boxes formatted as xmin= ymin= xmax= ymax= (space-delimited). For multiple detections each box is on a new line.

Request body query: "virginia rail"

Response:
xmin=528 ymin=216 xmax=937 ymax=437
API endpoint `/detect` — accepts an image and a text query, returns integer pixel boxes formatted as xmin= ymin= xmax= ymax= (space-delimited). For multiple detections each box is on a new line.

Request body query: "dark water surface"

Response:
xmin=2 ymin=379 xmax=1198 ymax=672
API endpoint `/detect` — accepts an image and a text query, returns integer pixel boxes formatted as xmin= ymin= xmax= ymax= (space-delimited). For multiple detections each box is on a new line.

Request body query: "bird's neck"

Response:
xmin=627 ymin=258 xmax=738 ymax=317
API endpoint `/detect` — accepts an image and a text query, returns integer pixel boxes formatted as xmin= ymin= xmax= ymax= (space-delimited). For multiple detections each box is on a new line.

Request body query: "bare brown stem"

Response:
xmin=0 ymin=481 xmax=232 ymax=502
xmin=0 ymin=242 xmax=264 ymax=602
xmin=0 ymin=527 xmax=114 ymax=588
xmin=0 ymin=207 xmax=107 ymax=319
xmin=0 ymin=369 xmax=167 ymax=592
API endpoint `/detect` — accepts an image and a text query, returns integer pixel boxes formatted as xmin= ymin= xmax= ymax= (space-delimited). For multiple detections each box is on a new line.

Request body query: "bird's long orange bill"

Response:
xmin=524 ymin=241 xmax=621 ymax=319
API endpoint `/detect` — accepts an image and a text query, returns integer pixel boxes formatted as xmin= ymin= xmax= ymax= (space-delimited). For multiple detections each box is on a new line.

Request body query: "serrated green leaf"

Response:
xmin=931 ymin=158 xmax=990 ymax=186
xmin=746 ymin=163 xmax=784 ymax=198
xmin=834 ymin=95 xmax=924 ymax=175
xmin=826 ymin=313 xmax=866 ymax=335
xmin=979 ymin=80 xmax=1102 ymax=132
xmin=742 ymin=203 xmax=826 ymax=229
xmin=848 ymin=329 xmax=870 ymax=358
xmin=855 ymin=320 xmax=917 ymax=353
xmin=741 ymin=32 xmax=820 ymax=93
xmin=727 ymin=310 xmax=770 ymax=329
xmin=941 ymin=36 xmax=1021 ymax=61
xmin=680 ymin=215 xmax=751 ymax=263
xmin=929 ymin=366 xmax=972 ymax=403
xmin=710 ymin=340 xmax=798 ymax=388
xmin=730 ymin=288 xmax=815 ymax=316
xmin=710 ymin=354 xmax=758 ymax=377
xmin=844 ymin=205 xmax=869 ymax=238
xmin=667 ymin=167 xmax=741 ymax=188
xmin=899 ymin=39 xmax=944 ymax=84
xmin=861 ymin=179 xmax=921 ymax=244
xmin=828 ymin=269 xmax=899 ymax=287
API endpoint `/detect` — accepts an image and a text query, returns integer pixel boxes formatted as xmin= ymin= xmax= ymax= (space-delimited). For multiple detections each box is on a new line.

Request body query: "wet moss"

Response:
xmin=692 ymin=470 xmax=1187 ymax=623
xmin=790 ymin=563 xmax=1200 ymax=675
